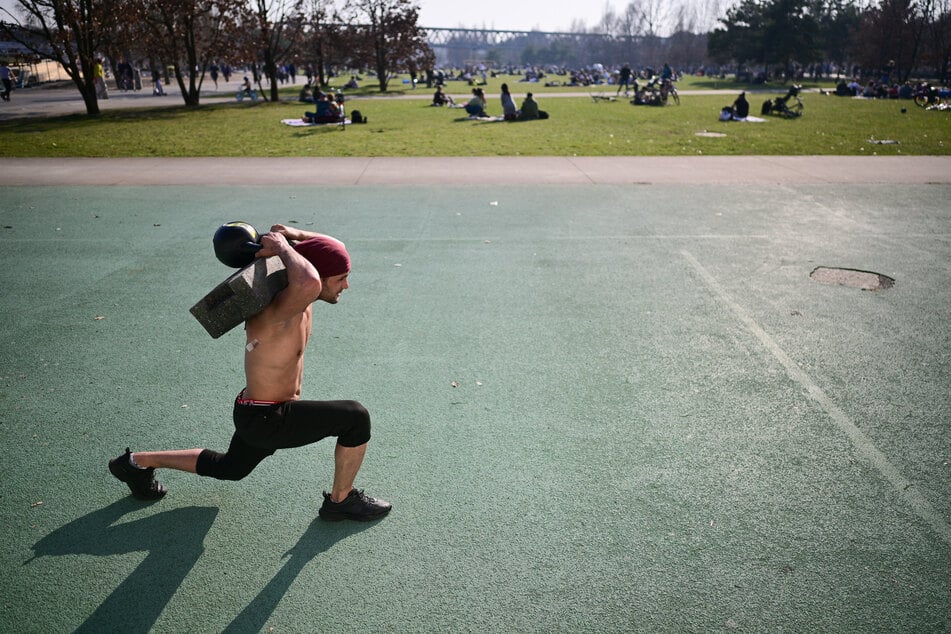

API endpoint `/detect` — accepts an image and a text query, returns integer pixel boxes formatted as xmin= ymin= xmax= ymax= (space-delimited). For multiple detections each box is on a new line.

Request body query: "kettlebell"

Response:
xmin=213 ymin=221 xmax=263 ymax=268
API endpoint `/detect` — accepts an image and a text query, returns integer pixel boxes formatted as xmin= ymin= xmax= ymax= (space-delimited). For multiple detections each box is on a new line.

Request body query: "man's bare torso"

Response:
xmin=243 ymin=304 xmax=312 ymax=402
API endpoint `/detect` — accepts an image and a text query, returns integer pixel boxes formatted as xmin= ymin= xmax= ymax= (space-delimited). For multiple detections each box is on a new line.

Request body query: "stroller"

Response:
xmin=761 ymin=84 xmax=803 ymax=117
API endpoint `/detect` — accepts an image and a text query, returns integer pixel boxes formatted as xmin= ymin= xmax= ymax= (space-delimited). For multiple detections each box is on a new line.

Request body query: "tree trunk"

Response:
xmin=80 ymin=75 xmax=101 ymax=116
xmin=375 ymin=44 xmax=388 ymax=92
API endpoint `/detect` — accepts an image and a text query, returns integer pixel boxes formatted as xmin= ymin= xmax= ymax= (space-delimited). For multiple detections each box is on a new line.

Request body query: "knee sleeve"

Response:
xmin=337 ymin=400 xmax=372 ymax=447
xmin=196 ymin=448 xmax=259 ymax=481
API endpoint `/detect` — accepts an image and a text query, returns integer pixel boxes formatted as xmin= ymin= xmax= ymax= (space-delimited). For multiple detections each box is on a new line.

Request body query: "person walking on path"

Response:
xmin=93 ymin=59 xmax=109 ymax=99
xmin=1 ymin=62 xmax=13 ymax=101
xmin=616 ymin=63 xmax=632 ymax=96
xmin=109 ymin=224 xmax=392 ymax=522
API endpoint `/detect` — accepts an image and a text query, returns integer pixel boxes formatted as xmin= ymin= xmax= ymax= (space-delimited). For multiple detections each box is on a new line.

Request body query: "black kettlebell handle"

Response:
xmin=242 ymin=241 xmax=263 ymax=254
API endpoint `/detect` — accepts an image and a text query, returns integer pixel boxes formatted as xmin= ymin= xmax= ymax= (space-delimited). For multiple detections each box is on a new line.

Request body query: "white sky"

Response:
xmin=415 ymin=0 xmax=619 ymax=32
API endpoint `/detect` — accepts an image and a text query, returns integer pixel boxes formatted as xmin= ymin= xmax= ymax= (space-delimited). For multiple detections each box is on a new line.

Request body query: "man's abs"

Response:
xmin=243 ymin=308 xmax=311 ymax=401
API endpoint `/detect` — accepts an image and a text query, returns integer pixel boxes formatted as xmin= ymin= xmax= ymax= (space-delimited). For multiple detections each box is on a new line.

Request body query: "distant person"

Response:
xmin=464 ymin=87 xmax=487 ymax=117
xmin=94 ymin=58 xmax=109 ymax=99
xmin=0 ymin=62 xmax=12 ymax=101
xmin=116 ymin=58 xmax=133 ymax=91
xmin=237 ymin=76 xmax=257 ymax=101
xmin=517 ymin=92 xmax=548 ymax=120
xmin=151 ymin=66 xmax=166 ymax=96
xmin=303 ymin=92 xmax=344 ymax=123
xmin=500 ymin=83 xmax=517 ymax=120
xmin=299 ymin=83 xmax=314 ymax=103
xmin=432 ymin=85 xmax=454 ymax=106
xmin=732 ymin=91 xmax=749 ymax=119
xmin=617 ymin=63 xmax=633 ymax=96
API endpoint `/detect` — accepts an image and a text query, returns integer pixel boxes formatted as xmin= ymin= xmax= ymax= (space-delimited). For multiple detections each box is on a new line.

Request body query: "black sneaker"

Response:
xmin=109 ymin=448 xmax=167 ymax=500
xmin=319 ymin=489 xmax=391 ymax=521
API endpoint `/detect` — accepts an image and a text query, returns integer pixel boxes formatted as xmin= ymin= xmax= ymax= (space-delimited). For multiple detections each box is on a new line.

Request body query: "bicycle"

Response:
xmin=660 ymin=78 xmax=680 ymax=105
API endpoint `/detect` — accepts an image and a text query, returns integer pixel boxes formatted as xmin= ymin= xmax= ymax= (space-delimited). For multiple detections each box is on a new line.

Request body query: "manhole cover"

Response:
xmin=810 ymin=267 xmax=895 ymax=290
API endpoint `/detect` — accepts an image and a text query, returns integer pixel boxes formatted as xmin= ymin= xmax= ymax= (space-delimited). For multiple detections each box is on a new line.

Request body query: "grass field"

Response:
xmin=1 ymin=73 xmax=949 ymax=157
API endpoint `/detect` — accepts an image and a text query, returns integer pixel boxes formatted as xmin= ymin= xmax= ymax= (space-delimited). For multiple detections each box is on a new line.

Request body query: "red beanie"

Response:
xmin=293 ymin=235 xmax=351 ymax=278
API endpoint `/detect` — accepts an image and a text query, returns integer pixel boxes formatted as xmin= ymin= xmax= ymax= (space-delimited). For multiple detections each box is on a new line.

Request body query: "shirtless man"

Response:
xmin=109 ymin=224 xmax=391 ymax=521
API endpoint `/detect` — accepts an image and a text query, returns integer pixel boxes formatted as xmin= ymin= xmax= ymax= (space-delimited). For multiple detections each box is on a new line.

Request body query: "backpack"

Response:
xmin=760 ymin=99 xmax=772 ymax=115
xmin=350 ymin=110 xmax=366 ymax=124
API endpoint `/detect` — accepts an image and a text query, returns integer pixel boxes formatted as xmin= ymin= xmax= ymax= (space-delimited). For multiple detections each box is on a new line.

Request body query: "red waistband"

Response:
xmin=235 ymin=389 xmax=282 ymax=406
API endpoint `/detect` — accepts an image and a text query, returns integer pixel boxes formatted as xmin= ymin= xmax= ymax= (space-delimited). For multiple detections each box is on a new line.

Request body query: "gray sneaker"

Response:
xmin=319 ymin=489 xmax=391 ymax=521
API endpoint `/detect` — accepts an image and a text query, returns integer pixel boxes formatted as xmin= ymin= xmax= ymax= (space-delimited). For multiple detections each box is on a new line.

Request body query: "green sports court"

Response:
xmin=1 ymin=157 xmax=949 ymax=632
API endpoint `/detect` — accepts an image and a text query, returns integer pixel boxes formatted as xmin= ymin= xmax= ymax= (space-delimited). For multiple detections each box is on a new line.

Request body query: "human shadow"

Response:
xmin=223 ymin=518 xmax=375 ymax=633
xmin=27 ymin=498 xmax=218 ymax=633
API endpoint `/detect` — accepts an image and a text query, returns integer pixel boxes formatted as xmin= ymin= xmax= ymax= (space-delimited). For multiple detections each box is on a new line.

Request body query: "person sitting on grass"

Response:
xmin=464 ymin=87 xmax=487 ymax=117
xmin=500 ymin=83 xmax=518 ymax=121
xmin=732 ymin=91 xmax=750 ymax=119
xmin=299 ymin=83 xmax=315 ymax=103
xmin=302 ymin=92 xmax=344 ymax=124
xmin=433 ymin=85 xmax=455 ymax=106
xmin=517 ymin=92 xmax=548 ymax=120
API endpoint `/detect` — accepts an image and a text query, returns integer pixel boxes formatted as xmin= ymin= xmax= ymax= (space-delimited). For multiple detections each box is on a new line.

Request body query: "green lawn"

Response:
xmin=2 ymin=73 xmax=948 ymax=157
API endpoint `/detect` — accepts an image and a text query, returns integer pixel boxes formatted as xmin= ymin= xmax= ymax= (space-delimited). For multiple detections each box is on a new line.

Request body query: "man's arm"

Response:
xmin=270 ymin=224 xmax=329 ymax=243
xmin=253 ymin=231 xmax=322 ymax=324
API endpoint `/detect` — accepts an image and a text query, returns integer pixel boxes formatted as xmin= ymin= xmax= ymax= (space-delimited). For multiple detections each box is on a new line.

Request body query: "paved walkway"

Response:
xmin=2 ymin=155 xmax=950 ymax=186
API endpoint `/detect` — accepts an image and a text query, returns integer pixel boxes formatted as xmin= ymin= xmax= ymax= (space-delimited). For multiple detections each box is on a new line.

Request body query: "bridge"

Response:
xmin=419 ymin=26 xmax=630 ymax=65
xmin=421 ymin=26 xmax=614 ymax=49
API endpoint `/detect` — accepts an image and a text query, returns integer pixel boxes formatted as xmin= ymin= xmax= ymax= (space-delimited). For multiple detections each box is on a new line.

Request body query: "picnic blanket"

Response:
xmin=281 ymin=118 xmax=351 ymax=127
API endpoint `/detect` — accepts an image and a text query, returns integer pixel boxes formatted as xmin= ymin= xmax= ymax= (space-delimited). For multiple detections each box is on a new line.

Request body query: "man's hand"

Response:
xmin=270 ymin=224 xmax=307 ymax=242
xmin=255 ymin=231 xmax=291 ymax=259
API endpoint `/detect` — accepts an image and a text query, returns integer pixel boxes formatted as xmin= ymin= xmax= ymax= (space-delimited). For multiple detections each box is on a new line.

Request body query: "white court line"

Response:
xmin=681 ymin=249 xmax=951 ymax=545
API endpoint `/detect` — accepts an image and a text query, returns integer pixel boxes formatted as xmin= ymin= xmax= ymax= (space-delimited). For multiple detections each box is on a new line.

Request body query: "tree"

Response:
xmin=249 ymin=0 xmax=307 ymax=102
xmin=707 ymin=0 xmax=767 ymax=70
xmin=922 ymin=0 xmax=951 ymax=81
xmin=299 ymin=0 xmax=336 ymax=88
xmin=707 ymin=0 xmax=821 ymax=81
xmin=127 ymin=0 xmax=248 ymax=106
xmin=341 ymin=0 xmax=430 ymax=92
xmin=851 ymin=0 xmax=928 ymax=82
xmin=811 ymin=0 xmax=862 ymax=77
xmin=1 ymin=0 xmax=122 ymax=115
